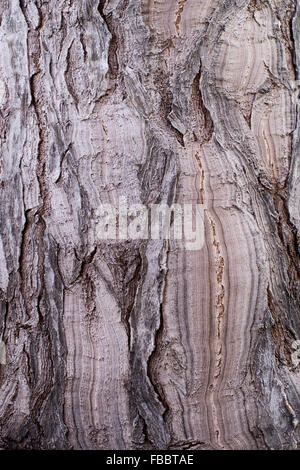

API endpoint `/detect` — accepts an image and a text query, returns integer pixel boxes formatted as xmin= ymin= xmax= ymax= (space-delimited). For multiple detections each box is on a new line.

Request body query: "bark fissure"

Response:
xmin=0 ymin=0 xmax=299 ymax=451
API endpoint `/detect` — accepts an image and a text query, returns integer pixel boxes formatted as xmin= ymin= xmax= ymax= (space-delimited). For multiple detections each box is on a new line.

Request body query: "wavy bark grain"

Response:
xmin=0 ymin=0 xmax=299 ymax=450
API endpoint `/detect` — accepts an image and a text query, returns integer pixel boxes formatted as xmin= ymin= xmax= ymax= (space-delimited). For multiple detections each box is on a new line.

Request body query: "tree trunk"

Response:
xmin=0 ymin=0 xmax=299 ymax=450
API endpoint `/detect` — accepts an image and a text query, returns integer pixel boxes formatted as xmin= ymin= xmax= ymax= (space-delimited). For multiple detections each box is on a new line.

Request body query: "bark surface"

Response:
xmin=0 ymin=0 xmax=300 ymax=450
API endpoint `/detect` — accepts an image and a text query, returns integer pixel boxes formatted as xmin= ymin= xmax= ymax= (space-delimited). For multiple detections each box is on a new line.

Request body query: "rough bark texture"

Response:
xmin=0 ymin=0 xmax=300 ymax=450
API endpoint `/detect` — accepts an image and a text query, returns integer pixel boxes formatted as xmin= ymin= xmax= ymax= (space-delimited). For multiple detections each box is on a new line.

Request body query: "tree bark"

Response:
xmin=0 ymin=0 xmax=299 ymax=450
